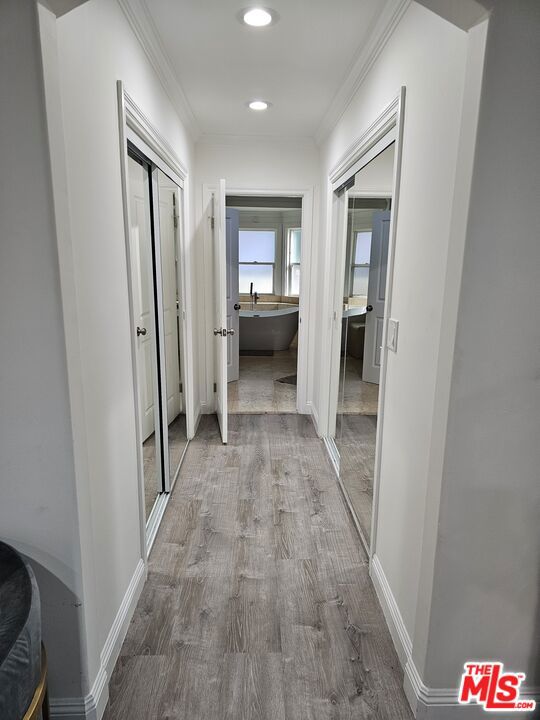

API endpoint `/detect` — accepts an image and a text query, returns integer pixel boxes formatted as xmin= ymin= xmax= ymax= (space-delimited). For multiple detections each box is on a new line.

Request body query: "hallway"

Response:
xmin=103 ymin=415 xmax=412 ymax=719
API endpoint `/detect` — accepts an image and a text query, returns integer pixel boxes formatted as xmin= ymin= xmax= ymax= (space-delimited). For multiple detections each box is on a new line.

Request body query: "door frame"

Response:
xmin=117 ymin=82 xmax=195 ymax=555
xmin=211 ymin=185 xmax=315 ymax=415
xmin=321 ymin=88 xmax=406 ymax=562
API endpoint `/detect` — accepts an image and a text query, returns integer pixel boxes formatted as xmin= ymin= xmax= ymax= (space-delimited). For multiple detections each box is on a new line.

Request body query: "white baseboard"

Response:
xmin=371 ymin=555 xmax=539 ymax=718
xmin=370 ymin=554 xmax=412 ymax=669
xmin=306 ymin=400 xmax=320 ymax=433
xmin=199 ymin=401 xmax=214 ymax=414
xmin=50 ymin=558 xmax=147 ymax=720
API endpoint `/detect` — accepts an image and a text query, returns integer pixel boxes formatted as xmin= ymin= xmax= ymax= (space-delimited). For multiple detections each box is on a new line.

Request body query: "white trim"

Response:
xmin=117 ymin=83 xmax=148 ymax=566
xmin=117 ymin=0 xmax=199 ymax=140
xmin=315 ymin=0 xmax=411 ymax=143
xmin=50 ymin=559 xmax=146 ymax=720
xmin=118 ymin=82 xmax=195 ymax=556
xmin=320 ymin=89 xmax=406 ymax=565
xmin=323 ymin=436 xmax=340 ymax=478
xmin=145 ymin=491 xmax=170 ymax=553
xmin=305 ymin=400 xmax=319 ymax=433
xmin=370 ymin=556 xmax=540 ymax=719
xmin=100 ymin=559 xmax=146 ymax=679
xmin=370 ymin=554 xmax=412 ymax=668
xmin=332 ymin=127 xmax=397 ymax=193
xmin=329 ymin=95 xmax=400 ymax=186
xmin=124 ymin=93 xmax=187 ymax=184
xmin=404 ymin=660 xmax=540 ymax=719
xmin=370 ymin=88 xmax=406 ymax=558
xmin=202 ymin=186 xmax=314 ymax=416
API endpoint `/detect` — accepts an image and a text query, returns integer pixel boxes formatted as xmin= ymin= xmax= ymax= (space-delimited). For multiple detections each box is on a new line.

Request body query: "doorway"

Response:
xmin=208 ymin=182 xmax=313 ymax=444
xmin=226 ymin=195 xmax=302 ymax=414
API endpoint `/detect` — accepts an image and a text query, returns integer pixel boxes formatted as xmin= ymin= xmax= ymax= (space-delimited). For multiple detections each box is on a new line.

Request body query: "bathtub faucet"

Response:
xmin=250 ymin=283 xmax=259 ymax=308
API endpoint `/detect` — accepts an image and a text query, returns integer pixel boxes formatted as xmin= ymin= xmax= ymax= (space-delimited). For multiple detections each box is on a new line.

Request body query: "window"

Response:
xmin=351 ymin=230 xmax=371 ymax=296
xmin=285 ymin=228 xmax=301 ymax=296
xmin=239 ymin=229 xmax=276 ymax=293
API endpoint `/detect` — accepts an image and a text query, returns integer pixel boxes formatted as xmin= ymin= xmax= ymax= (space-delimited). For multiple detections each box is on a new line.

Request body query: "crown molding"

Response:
xmin=117 ymin=0 xmax=200 ymax=141
xmin=315 ymin=0 xmax=411 ymax=145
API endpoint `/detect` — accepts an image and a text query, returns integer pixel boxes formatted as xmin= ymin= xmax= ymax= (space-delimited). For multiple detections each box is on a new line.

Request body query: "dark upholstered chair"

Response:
xmin=0 ymin=542 xmax=49 ymax=720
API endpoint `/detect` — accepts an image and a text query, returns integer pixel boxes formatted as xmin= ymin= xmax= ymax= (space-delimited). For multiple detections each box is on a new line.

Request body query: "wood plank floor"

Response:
xmin=103 ymin=414 xmax=412 ymax=720
xmin=337 ymin=414 xmax=377 ymax=543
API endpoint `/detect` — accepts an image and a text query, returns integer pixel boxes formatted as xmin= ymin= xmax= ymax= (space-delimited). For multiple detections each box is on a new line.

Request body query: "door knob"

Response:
xmin=366 ymin=305 xmax=373 ymax=312
xmin=234 ymin=303 xmax=241 ymax=310
xmin=137 ymin=326 xmax=147 ymax=336
xmin=227 ymin=329 xmax=235 ymax=336
xmin=214 ymin=328 xmax=224 ymax=336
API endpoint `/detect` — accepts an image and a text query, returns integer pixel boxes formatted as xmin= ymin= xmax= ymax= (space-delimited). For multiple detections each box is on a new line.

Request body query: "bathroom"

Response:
xmin=225 ymin=195 xmax=303 ymax=413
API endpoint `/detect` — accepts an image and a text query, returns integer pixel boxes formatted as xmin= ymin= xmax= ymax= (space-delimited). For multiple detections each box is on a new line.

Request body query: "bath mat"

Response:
xmin=276 ymin=374 xmax=297 ymax=385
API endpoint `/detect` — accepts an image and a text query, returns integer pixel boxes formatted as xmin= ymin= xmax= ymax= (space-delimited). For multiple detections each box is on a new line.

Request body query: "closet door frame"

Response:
xmin=321 ymin=89 xmax=406 ymax=562
xmin=117 ymin=82 xmax=194 ymax=556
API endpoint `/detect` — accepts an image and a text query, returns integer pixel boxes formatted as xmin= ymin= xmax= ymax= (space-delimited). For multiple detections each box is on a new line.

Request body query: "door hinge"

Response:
xmin=179 ymin=382 xmax=183 ymax=393
xmin=210 ymin=216 xmax=215 ymax=230
xmin=173 ymin=213 xmax=178 ymax=229
xmin=213 ymin=382 xmax=217 ymax=393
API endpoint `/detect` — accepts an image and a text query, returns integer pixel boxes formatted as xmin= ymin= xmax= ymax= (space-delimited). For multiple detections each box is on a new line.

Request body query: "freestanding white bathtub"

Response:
xmin=239 ymin=302 xmax=299 ymax=352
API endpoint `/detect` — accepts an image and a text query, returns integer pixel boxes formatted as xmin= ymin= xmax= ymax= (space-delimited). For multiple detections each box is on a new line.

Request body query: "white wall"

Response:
xmin=421 ymin=0 xmax=540 ymax=692
xmin=194 ymin=137 xmax=319 ymax=414
xmin=0 ymin=0 xmax=87 ymax=700
xmin=316 ymin=1 xmax=470 ymax=643
xmin=39 ymin=0 xmax=196 ymax=706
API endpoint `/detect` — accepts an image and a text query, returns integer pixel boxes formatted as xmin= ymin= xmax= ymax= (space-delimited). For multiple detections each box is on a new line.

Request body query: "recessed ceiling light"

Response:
xmin=241 ymin=7 xmax=276 ymax=27
xmin=248 ymin=100 xmax=269 ymax=111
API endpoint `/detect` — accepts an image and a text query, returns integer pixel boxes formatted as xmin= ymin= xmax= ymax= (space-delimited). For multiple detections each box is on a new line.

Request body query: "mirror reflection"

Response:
xmin=128 ymin=153 xmax=163 ymax=520
xmin=157 ymin=169 xmax=188 ymax=486
xmin=335 ymin=142 xmax=395 ymax=544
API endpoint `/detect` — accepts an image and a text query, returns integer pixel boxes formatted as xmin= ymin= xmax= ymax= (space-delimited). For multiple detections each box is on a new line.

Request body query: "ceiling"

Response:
xmin=136 ymin=0 xmax=402 ymax=140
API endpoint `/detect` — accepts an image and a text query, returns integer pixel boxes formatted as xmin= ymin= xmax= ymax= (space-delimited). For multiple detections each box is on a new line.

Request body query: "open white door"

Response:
xmin=226 ymin=208 xmax=240 ymax=382
xmin=363 ymin=210 xmax=391 ymax=384
xmin=213 ymin=179 xmax=228 ymax=443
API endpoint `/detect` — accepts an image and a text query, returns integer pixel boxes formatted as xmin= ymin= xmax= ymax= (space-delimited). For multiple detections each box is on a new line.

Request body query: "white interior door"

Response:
xmin=128 ymin=156 xmax=157 ymax=441
xmin=363 ymin=210 xmax=391 ymax=384
xmin=226 ymin=208 xmax=240 ymax=382
xmin=213 ymin=179 xmax=228 ymax=443
xmin=158 ymin=181 xmax=182 ymax=422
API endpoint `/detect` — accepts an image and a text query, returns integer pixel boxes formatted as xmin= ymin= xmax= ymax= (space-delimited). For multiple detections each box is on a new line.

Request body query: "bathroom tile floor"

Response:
xmin=339 ymin=355 xmax=379 ymax=415
xmin=228 ymin=349 xmax=298 ymax=413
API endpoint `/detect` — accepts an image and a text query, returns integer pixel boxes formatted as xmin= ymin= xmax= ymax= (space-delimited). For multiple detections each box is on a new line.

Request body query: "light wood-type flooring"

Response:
xmin=337 ymin=414 xmax=377 ymax=543
xmin=143 ymin=414 xmax=188 ymax=520
xmin=103 ymin=414 xmax=412 ymax=720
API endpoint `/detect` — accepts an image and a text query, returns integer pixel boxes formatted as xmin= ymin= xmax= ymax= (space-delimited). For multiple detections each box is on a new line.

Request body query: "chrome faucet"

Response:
xmin=249 ymin=283 xmax=259 ymax=309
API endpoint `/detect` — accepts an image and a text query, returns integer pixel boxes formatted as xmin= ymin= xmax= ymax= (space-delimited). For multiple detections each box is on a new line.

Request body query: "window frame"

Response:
xmin=238 ymin=224 xmax=281 ymax=295
xmin=350 ymin=229 xmax=372 ymax=297
xmin=284 ymin=225 xmax=302 ymax=297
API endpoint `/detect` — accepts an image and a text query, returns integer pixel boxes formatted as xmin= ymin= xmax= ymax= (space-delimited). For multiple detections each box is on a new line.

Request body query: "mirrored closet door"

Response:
xmin=126 ymin=144 xmax=189 ymax=531
xmin=156 ymin=169 xmax=188 ymax=488
xmin=330 ymin=142 xmax=395 ymax=548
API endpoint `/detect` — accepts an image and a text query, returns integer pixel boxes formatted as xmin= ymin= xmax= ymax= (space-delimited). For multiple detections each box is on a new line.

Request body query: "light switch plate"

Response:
xmin=387 ymin=318 xmax=399 ymax=352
